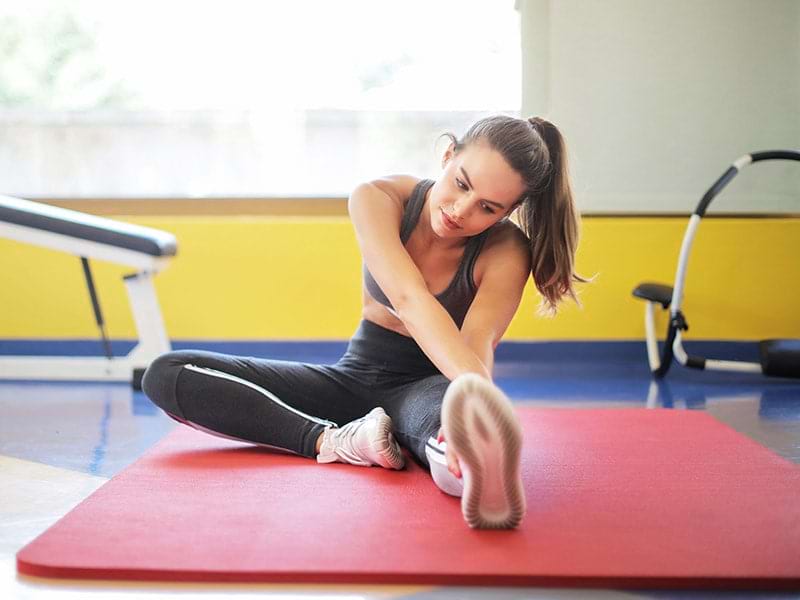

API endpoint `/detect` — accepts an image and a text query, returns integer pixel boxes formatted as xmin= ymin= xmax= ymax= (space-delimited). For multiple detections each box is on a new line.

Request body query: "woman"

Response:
xmin=142 ymin=114 xmax=584 ymax=530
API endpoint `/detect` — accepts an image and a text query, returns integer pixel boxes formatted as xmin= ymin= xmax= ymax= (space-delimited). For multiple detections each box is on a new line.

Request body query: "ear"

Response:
xmin=501 ymin=199 xmax=523 ymax=221
xmin=441 ymin=142 xmax=456 ymax=168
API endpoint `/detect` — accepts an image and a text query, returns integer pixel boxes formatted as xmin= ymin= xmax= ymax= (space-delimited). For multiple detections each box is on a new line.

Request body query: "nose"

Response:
xmin=451 ymin=197 xmax=470 ymax=222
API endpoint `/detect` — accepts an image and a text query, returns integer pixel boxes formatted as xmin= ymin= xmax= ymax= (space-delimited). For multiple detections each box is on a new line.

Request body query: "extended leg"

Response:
xmin=383 ymin=372 xmax=526 ymax=529
xmin=441 ymin=374 xmax=525 ymax=529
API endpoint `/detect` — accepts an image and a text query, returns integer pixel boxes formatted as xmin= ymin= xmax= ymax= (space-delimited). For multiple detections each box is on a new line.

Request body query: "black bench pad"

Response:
xmin=0 ymin=195 xmax=176 ymax=258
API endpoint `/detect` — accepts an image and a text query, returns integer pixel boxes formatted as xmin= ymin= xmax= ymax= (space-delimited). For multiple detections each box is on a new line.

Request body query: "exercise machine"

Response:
xmin=632 ymin=150 xmax=800 ymax=379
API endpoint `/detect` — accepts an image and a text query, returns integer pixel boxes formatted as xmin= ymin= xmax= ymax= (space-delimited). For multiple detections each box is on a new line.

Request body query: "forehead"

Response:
xmin=457 ymin=142 xmax=525 ymax=203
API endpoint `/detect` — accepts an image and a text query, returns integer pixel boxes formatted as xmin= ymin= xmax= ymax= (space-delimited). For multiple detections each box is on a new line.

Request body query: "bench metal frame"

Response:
xmin=0 ymin=195 xmax=176 ymax=385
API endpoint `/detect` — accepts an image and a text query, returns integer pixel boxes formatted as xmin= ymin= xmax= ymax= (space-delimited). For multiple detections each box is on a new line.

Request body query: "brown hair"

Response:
xmin=439 ymin=114 xmax=589 ymax=316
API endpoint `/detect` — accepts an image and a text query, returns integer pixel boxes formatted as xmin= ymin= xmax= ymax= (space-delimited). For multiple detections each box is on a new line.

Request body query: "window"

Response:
xmin=0 ymin=0 xmax=520 ymax=198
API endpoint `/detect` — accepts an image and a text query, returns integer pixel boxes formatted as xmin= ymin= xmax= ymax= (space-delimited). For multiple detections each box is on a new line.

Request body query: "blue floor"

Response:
xmin=1 ymin=339 xmax=799 ymax=599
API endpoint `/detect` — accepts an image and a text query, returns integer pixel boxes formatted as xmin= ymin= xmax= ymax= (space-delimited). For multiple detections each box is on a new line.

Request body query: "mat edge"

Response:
xmin=16 ymin=558 xmax=800 ymax=591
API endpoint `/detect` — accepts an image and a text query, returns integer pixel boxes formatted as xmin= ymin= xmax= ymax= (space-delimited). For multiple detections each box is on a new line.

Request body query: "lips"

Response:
xmin=441 ymin=209 xmax=461 ymax=230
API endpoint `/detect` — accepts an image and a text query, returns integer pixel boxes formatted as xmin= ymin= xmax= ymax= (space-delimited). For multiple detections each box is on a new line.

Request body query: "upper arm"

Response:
xmin=347 ymin=175 xmax=427 ymax=310
xmin=461 ymin=226 xmax=531 ymax=348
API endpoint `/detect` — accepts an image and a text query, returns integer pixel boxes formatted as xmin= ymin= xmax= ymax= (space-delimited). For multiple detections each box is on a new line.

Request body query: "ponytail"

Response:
xmin=520 ymin=117 xmax=589 ymax=316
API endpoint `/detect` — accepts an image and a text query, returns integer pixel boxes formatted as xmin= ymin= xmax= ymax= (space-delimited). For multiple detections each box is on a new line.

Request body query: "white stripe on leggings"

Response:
xmin=186 ymin=419 xmax=304 ymax=456
xmin=183 ymin=364 xmax=338 ymax=427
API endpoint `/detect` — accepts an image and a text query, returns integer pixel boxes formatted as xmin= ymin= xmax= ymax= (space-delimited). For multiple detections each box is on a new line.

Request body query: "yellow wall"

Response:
xmin=1 ymin=216 xmax=798 ymax=340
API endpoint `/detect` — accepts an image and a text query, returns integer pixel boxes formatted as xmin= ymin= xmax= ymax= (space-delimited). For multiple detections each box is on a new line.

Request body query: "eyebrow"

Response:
xmin=459 ymin=167 xmax=507 ymax=210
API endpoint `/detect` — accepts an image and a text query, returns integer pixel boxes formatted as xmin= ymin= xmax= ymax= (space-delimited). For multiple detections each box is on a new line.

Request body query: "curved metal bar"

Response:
xmin=695 ymin=150 xmax=800 ymax=217
xmin=750 ymin=150 xmax=800 ymax=162
xmin=673 ymin=150 xmax=800 ymax=313
xmin=670 ymin=215 xmax=701 ymax=315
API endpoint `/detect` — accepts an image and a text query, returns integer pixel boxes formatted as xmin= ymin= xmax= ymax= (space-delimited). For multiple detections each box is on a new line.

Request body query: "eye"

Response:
xmin=481 ymin=203 xmax=496 ymax=214
xmin=455 ymin=178 xmax=467 ymax=190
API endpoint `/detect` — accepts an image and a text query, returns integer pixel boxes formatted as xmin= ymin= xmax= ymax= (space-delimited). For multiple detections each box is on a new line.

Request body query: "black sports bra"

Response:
xmin=362 ymin=178 xmax=490 ymax=328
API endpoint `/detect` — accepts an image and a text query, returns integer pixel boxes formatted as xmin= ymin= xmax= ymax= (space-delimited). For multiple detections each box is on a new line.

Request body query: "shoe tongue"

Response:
xmin=336 ymin=419 xmax=361 ymax=445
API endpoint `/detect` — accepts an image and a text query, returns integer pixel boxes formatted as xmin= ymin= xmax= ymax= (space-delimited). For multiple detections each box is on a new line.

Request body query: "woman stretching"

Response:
xmin=142 ymin=114 xmax=584 ymax=529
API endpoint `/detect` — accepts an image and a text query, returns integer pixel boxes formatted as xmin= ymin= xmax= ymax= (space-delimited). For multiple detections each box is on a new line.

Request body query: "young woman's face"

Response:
xmin=428 ymin=141 xmax=527 ymax=240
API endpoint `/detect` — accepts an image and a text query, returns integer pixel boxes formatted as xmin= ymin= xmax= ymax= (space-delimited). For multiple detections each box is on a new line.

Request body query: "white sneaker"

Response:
xmin=316 ymin=407 xmax=405 ymax=470
xmin=441 ymin=373 xmax=526 ymax=529
xmin=425 ymin=437 xmax=464 ymax=497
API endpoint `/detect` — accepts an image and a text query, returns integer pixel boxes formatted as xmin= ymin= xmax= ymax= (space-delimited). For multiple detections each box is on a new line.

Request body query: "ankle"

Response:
xmin=315 ymin=428 xmax=330 ymax=455
xmin=316 ymin=426 xmax=338 ymax=463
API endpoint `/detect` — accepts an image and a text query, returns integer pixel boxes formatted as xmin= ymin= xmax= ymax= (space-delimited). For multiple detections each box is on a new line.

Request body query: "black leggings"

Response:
xmin=141 ymin=319 xmax=448 ymax=467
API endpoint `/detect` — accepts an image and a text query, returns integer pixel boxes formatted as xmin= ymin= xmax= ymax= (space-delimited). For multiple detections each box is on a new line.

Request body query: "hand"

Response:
xmin=436 ymin=426 xmax=462 ymax=479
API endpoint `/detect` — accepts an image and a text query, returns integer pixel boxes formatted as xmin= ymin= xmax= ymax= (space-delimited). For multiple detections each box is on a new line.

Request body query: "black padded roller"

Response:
xmin=760 ymin=340 xmax=800 ymax=379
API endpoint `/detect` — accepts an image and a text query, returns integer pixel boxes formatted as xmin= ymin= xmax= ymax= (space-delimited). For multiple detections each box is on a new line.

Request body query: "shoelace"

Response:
xmin=331 ymin=415 xmax=372 ymax=465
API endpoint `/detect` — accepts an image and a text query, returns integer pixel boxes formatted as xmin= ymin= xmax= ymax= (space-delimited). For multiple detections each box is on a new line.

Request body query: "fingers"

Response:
xmin=445 ymin=444 xmax=462 ymax=479
xmin=437 ymin=426 xmax=460 ymax=478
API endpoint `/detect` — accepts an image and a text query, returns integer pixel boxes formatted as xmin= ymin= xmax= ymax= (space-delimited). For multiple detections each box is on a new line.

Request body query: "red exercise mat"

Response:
xmin=17 ymin=408 xmax=800 ymax=589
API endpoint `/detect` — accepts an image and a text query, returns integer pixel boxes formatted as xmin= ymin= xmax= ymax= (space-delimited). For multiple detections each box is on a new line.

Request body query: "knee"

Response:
xmin=141 ymin=350 xmax=196 ymax=418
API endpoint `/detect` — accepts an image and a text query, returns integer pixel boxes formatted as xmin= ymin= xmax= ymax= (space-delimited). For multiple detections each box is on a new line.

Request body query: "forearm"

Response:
xmin=396 ymin=293 xmax=492 ymax=382
xmin=464 ymin=330 xmax=495 ymax=376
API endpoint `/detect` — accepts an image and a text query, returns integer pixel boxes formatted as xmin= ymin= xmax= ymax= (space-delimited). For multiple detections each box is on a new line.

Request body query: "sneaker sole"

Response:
xmin=441 ymin=374 xmax=525 ymax=529
xmin=372 ymin=410 xmax=405 ymax=470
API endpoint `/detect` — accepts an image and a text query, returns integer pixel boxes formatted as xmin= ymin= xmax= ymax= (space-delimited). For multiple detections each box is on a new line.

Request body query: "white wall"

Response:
xmin=518 ymin=0 xmax=800 ymax=214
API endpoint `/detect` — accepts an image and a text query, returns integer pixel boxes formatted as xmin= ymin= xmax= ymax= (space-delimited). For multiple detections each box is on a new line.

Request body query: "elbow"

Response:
xmin=391 ymin=286 xmax=430 ymax=325
xmin=391 ymin=290 xmax=416 ymax=322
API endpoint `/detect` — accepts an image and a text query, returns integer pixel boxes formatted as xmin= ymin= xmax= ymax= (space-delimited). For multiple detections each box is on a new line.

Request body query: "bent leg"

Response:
xmin=142 ymin=350 xmax=372 ymax=458
xmin=381 ymin=373 xmax=450 ymax=468
xmin=380 ymin=374 xmax=463 ymax=493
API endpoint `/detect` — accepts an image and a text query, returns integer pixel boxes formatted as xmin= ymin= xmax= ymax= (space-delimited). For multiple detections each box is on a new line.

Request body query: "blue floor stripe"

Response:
xmin=0 ymin=338 xmax=765 ymax=363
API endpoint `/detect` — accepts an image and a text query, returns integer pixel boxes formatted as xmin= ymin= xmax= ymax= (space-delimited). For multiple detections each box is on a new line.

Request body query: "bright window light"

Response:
xmin=0 ymin=0 xmax=521 ymax=198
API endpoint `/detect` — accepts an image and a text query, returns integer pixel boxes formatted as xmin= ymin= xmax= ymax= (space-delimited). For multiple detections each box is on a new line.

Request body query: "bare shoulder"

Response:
xmin=368 ymin=174 xmax=424 ymax=209
xmin=475 ymin=220 xmax=531 ymax=286
xmin=484 ymin=220 xmax=530 ymax=260
xmin=347 ymin=174 xmax=425 ymax=255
